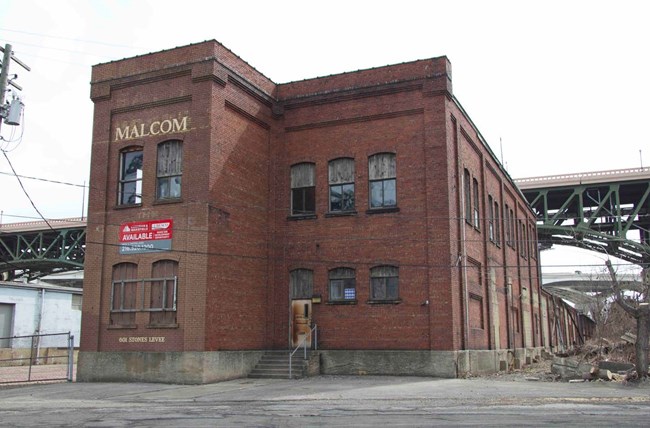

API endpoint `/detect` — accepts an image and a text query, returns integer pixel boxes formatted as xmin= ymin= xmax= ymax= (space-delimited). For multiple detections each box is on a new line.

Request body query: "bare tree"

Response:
xmin=605 ymin=261 xmax=650 ymax=379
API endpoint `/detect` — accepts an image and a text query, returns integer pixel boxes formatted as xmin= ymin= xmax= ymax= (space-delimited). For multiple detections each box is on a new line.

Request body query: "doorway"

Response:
xmin=291 ymin=299 xmax=312 ymax=348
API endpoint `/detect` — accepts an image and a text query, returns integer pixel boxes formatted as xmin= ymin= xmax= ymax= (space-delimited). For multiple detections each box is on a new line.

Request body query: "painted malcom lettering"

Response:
xmin=115 ymin=116 xmax=189 ymax=141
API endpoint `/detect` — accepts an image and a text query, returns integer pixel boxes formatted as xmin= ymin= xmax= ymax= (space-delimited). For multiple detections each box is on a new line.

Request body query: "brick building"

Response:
xmin=78 ymin=40 xmax=567 ymax=383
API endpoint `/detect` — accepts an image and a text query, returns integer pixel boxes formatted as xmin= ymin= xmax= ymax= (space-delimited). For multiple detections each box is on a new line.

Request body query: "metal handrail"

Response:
xmin=289 ymin=324 xmax=317 ymax=379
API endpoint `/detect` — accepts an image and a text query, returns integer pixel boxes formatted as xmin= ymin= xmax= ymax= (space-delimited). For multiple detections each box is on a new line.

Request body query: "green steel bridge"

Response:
xmin=0 ymin=167 xmax=648 ymax=280
xmin=0 ymin=217 xmax=86 ymax=280
xmin=515 ymin=167 xmax=650 ymax=266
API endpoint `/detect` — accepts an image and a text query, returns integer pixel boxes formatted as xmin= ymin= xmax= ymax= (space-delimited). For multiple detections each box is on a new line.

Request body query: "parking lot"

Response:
xmin=1 ymin=375 xmax=650 ymax=426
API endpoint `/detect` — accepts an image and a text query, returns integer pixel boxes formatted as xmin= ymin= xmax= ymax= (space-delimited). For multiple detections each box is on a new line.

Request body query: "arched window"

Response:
xmin=328 ymin=158 xmax=355 ymax=212
xmin=156 ymin=140 xmax=183 ymax=200
xmin=150 ymin=260 xmax=178 ymax=326
xmin=110 ymin=262 xmax=138 ymax=326
xmin=329 ymin=267 xmax=356 ymax=302
xmin=118 ymin=147 xmax=143 ymax=205
xmin=290 ymin=269 xmax=313 ymax=299
xmin=368 ymin=153 xmax=396 ymax=208
xmin=370 ymin=265 xmax=399 ymax=301
xmin=291 ymin=163 xmax=316 ymax=215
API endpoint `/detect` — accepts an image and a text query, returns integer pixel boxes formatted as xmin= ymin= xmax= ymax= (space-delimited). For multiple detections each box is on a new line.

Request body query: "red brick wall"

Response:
xmin=82 ymin=40 xmax=547 ymax=356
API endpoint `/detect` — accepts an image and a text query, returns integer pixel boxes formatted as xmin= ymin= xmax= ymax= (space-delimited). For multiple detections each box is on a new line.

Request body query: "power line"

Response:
xmin=0 ymin=38 xmax=115 ymax=59
xmin=1 ymin=150 xmax=56 ymax=233
xmin=0 ymin=27 xmax=149 ymax=51
xmin=0 ymin=171 xmax=87 ymax=188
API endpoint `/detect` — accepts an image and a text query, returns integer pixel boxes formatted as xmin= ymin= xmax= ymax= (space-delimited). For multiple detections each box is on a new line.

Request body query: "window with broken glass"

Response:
xmin=291 ymin=163 xmax=316 ymax=216
xmin=369 ymin=265 xmax=399 ymax=302
xmin=329 ymin=158 xmax=355 ymax=212
xmin=329 ymin=267 xmax=356 ymax=302
xmin=368 ymin=153 xmax=396 ymax=209
xmin=156 ymin=140 xmax=183 ymax=200
xmin=118 ymin=148 xmax=143 ymax=206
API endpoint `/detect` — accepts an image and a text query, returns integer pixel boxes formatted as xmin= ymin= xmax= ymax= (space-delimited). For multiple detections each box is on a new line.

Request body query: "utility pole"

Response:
xmin=0 ymin=43 xmax=31 ymax=134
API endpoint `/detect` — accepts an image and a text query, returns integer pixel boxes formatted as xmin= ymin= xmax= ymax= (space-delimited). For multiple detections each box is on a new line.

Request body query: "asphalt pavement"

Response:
xmin=1 ymin=375 xmax=649 ymax=426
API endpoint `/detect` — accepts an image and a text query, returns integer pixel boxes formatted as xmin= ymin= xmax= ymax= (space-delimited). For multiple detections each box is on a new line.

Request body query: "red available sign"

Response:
xmin=119 ymin=219 xmax=173 ymax=244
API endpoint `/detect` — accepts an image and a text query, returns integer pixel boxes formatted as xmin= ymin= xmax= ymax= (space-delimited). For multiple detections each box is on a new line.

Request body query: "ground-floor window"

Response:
xmin=369 ymin=265 xmax=399 ymax=301
xmin=329 ymin=267 xmax=356 ymax=302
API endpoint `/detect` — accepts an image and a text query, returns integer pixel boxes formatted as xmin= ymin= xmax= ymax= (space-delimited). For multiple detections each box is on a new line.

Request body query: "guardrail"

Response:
xmin=289 ymin=324 xmax=317 ymax=379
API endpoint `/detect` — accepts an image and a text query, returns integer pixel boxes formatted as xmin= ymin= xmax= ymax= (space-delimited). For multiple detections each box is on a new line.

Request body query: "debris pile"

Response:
xmin=551 ymin=338 xmax=642 ymax=383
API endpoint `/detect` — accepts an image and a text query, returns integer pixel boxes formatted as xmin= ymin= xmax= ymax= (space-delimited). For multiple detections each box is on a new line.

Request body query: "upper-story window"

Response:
xmin=118 ymin=148 xmax=143 ymax=206
xmin=472 ymin=178 xmax=480 ymax=229
xmin=291 ymin=163 xmax=316 ymax=215
xmin=368 ymin=153 xmax=396 ymax=209
xmin=494 ymin=200 xmax=501 ymax=245
xmin=488 ymin=195 xmax=495 ymax=242
xmin=463 ymin=169 xmax=471 ymax=224
xmin=156 ymin=140 xmax=183 ymax=200
xmin=329 ymin=158 xmax=355 ymax=212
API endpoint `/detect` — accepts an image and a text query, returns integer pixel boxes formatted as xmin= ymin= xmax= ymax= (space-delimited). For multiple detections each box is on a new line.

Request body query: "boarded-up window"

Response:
xmin=290 ymin=269 xmax=313 ymax=299
xmin=369 ymin=153 xmax=396 ymax=208
xmin=111 ymin=263 xmax=138 ymax=326
xmin=370 ymin=265 xmax=399 ymax=300
xmin=157 ymin=140 xmax=183 ymax=200
xmin=470 ymin=294 xmax=484 ymax=329
xmin=149 ymin=260 xmax=178 ymax=326
xmin=329 ymin=267 xmax=356 ymax=301
xmin=329 ymin=158 xmax=355 ymax=212
xmin=291 ymin=163 xmax=315 ymax=215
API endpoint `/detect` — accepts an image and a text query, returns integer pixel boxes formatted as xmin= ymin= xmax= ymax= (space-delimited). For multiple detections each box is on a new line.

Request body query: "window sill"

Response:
xmin=365 ymin=207 xmax=400 ymax=215
xmin=146 ymin=323 xmax=179 ymax=329
xmin=366 ymin=299 xmax=402 ymax=305
xmin=287 ymin=214 xmax=317 ymax=221
xmin=326 ymin=300 xmax=357 ymax=305
xmin=153 ymin=198 xmax=183 ymax=206
xmin=325 ymin=211 xmax=357 ymax=218
xmin=114 ymin=203 xmax=142 ymax=210
xmin=107 ymin=324 xmax=138 ymax=330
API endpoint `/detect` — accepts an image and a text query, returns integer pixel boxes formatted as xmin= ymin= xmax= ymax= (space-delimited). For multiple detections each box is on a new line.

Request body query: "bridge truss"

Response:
xmin=516 ymin=168 xmax=650 ymax=266
xmin=0 ymin=218 xmax=86 ymax=280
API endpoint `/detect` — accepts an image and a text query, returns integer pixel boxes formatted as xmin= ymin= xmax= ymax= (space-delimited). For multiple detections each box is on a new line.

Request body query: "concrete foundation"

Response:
xmin=77 ymin=347 xmax=548 ymax=383
xmin=77 ymin=350 xmax=264 ymax=384
xmin=319 ymin=348 xmax=547 ymax=378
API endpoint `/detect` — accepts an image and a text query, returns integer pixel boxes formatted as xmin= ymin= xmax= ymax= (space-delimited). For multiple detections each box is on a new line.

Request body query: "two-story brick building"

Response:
xmin=78 ymin=40 xmax=558 ymax=383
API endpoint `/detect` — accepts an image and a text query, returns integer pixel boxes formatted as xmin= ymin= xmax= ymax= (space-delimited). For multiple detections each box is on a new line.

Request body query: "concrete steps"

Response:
xmin=248 ymin=350 xmax=310 ymax=379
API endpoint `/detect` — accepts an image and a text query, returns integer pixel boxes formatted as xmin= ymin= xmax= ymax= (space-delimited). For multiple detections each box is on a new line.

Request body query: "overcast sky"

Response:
xmin=1 ymin=0 xmax=647 ymax=274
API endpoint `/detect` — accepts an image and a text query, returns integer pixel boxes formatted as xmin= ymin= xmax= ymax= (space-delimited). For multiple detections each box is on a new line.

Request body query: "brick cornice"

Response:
xmin=282 ymin=81 xmax=423 ymax=111
xmin=110 ymin=95 xmax=192 ymax=115
xmin=285 ymin=108 xmax=423 ymax=133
